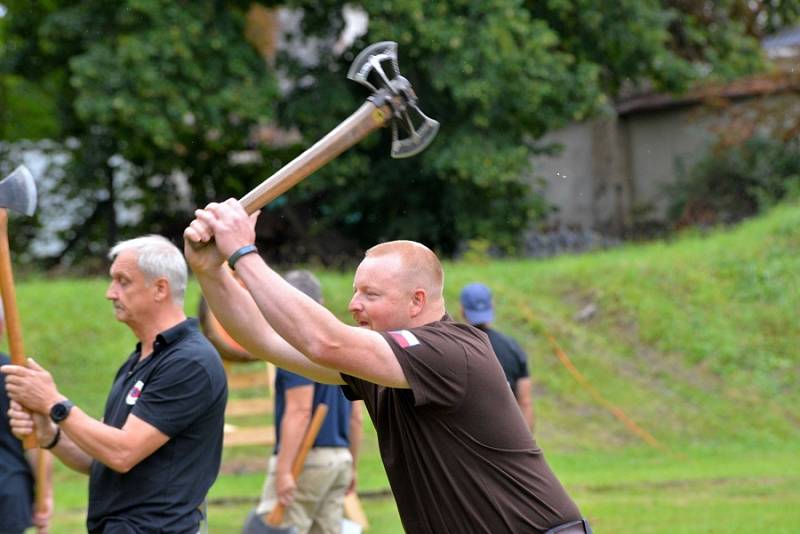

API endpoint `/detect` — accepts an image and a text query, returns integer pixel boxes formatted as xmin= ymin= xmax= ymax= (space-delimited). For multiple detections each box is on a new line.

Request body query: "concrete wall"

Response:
xmin=534 ymin=113 xmax=633 ymax=234
xmin=621 ymin=107 xmax=711 ymax=221
xmin=533 ymin=122 xmax=595 ymax=230
xmin=529 ymin=94 xmax=799 ymax=235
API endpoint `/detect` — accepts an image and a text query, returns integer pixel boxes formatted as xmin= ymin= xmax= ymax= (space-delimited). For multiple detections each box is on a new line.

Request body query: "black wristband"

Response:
xmin=227 ymin=244 xmax=258 ymax=270
xmin=42 ymin=426 xmax=61 ymax=450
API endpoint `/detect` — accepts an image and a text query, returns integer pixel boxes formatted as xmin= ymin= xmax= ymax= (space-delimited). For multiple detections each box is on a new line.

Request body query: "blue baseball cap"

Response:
xmin=460 ymin=283 xmax=494 ymax=325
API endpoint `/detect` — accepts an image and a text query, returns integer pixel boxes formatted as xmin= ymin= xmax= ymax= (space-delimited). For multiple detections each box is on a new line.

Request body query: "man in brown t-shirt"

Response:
xmin=184 ymin=199 xmax=590 ymax=534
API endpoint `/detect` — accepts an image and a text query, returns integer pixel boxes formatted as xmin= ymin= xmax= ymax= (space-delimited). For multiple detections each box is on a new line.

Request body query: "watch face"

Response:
xmin=51 ymin=401 xmax=72 ymax=422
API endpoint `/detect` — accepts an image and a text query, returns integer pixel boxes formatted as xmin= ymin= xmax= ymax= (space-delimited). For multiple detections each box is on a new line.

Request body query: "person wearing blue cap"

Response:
xmin=460 ymin=283 xmax=534 ymax=431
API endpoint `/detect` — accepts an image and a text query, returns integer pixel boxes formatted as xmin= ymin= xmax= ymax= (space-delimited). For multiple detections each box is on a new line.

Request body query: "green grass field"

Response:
xmin=5 ymin=202 xmax=800 ymax=533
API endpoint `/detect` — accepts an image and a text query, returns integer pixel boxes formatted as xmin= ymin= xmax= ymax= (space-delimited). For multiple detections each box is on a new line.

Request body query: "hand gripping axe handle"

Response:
xmin=0 ymin=165 xmax=49 ymax=514
xmin=210 ymin=41 xmax=439 ymax=222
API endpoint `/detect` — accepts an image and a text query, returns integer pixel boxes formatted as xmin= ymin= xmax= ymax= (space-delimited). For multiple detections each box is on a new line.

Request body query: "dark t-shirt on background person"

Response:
xmin=479 ymin=326 xmax=530 ymax=396
xmin=342 ymin=315 xmax=580 ymax=534
xmin=0 ymin=353 xmax=34 ymax=534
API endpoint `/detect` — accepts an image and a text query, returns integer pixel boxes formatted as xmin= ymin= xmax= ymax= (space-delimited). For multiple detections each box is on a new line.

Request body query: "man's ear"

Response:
xmin=409 ymin=288 xmax=427 ymax=317
xmin=153 ymin=278 xmax=170 ymax=302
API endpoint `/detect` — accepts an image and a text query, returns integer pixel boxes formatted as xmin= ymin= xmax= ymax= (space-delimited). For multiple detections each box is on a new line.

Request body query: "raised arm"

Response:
xmin=192 ymin=260 xmax=347 ymax=385
xmin=185 ymin=200 xmax=409 ymax=388
xmin=233 ymin=253 xmax=407 ymax=388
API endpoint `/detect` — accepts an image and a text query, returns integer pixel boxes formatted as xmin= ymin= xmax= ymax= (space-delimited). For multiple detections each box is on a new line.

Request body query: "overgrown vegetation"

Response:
xmin=670 ymin=135 xmax=800 ymax=227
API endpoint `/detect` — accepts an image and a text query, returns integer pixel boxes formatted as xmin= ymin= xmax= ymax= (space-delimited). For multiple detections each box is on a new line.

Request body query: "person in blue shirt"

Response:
xmin=253 ymin=270 xmax=362 ymax=534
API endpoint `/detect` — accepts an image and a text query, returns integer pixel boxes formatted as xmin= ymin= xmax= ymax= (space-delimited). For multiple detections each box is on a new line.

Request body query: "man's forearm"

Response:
xmin=59 ymin=407 xmax=169 ymax=473
xmin=349 ymin=401 xmax=363 ymax=465
xmin=33 ymin=419 xmax=93 ymax=474
xmin=59 ymin=408 xmax=132 ymax=472
xmin=196 ymin=266 xmax=275 ymax=360
xmin=516 ymin=378 xmax=535 ymax=430
xmin=52 ymin=430 xmax=95 ymax=474
xmin=234 ymin=254 xmax=350 ymax=365
xmin=196 ymin=264 xmax=344 ymax=384
xmin=276 ymin=407 xmax=312 ymax=477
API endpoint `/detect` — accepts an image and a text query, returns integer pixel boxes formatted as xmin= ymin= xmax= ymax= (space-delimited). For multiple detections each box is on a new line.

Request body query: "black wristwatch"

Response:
xmin=49 ymin=399 xmax=75 ymax=424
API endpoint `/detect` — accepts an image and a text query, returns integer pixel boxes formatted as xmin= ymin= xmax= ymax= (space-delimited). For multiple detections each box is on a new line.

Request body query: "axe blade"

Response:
xmin=0 ymin=165 xmax=37 ymax=216
xmin=347 ymin=41 xmax=399 ymax=91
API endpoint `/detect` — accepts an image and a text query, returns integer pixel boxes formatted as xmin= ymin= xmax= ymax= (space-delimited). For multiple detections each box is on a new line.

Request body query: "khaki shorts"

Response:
xmin=256 ymin=447 xmax=353 ymax=534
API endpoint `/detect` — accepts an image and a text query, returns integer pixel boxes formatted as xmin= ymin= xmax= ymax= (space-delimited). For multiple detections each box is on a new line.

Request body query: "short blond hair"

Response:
xmin=365 ymin=240 xmax=444 ymax=301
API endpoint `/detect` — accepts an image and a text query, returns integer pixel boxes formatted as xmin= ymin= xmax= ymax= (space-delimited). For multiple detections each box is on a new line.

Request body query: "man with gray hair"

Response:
xmin=2 ymin=235 xmax=228 ymax=533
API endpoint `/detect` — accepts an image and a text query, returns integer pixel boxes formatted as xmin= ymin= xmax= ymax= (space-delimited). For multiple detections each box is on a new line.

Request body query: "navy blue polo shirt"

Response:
xmin=87 ymin=319 xmax=227 ymax=534
xmin=273 ymin=368 xmax=351 ymax=453
xmin=0 ymin=353 xmax=34 ymax=533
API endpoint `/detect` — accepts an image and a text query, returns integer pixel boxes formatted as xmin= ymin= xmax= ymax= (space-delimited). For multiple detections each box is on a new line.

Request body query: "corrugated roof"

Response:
xmin=615 ymin=74 xmax=800 ymax=116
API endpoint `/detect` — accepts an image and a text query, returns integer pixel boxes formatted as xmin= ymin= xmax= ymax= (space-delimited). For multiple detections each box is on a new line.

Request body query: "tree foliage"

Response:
xmin=1 ymin=0 xmax=791 ymax=266
xmin=1 ymin=0 xmax=278 ymax=266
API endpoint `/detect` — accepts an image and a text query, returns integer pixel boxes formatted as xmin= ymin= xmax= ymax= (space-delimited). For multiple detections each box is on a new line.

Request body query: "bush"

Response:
xmin=669 ymin=135 xmax=800 ymax=228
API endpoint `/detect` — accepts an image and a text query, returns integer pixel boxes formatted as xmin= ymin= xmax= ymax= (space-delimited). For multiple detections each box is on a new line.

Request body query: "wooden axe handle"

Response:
xmin=239 ymin=100 xmax=392 ymax=214
xmin=36 ymin=449 xmax=49 ymax=513
xmin=0 ymin=208 xmax=38 ymax=450
xmin=265 ymin=403 xmax=329 ymax=526
xmin=1 ymin=211 xmax=54 ymax=516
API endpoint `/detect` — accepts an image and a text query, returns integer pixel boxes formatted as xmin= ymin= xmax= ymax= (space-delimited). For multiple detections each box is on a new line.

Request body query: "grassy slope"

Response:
xmin=4 ymin=202 xmax=799 ymax=532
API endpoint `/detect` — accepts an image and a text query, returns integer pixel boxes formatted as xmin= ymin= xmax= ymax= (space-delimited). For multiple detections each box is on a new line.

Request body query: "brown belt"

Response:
xmin=544 ymin=519 xmax=592 ymax=534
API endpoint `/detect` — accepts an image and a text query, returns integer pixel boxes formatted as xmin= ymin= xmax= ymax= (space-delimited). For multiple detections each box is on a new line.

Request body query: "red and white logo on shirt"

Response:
xmin=388 ymin=330 xmax=420 ymax=348
xmin=126 ymin=380 xmax=145 ymax=405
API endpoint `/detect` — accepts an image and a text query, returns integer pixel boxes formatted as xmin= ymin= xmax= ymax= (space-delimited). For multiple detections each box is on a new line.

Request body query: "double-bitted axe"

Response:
xmin=189 ymin=40 xmax=439 ymax=226
xmin=234 ymin=41 xmax=436 ymax=533
xmin=0 ymin=164 xmax=49 ymax=513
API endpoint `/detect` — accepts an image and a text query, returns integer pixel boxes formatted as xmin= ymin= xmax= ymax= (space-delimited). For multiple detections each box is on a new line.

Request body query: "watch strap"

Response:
xmin=227 ymin=244 xmax=259 ymax=270
xmin=42 ymin=426 xmax=61 ymax=450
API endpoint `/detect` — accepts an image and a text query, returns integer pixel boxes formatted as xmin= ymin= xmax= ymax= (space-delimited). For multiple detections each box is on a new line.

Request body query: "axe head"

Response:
xmin=347 ymin=41 xmax=440 ymax=159
xmin=0 ymin=165 xmax=37 ymax=216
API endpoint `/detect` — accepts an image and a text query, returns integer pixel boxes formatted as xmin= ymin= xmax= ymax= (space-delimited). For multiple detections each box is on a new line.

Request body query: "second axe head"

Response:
xmin=0 ymin=165 xmax=37 ymax=216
